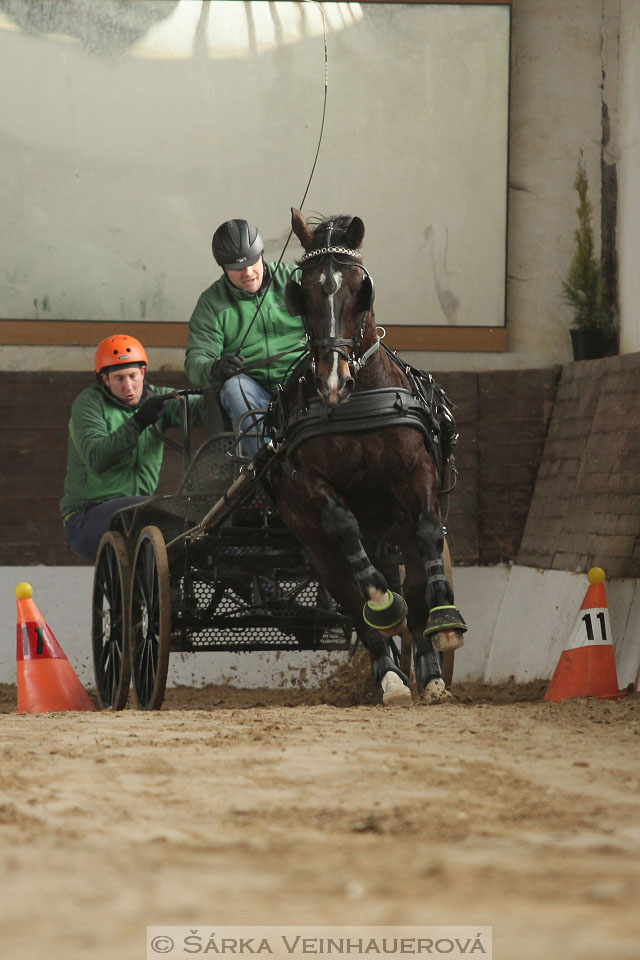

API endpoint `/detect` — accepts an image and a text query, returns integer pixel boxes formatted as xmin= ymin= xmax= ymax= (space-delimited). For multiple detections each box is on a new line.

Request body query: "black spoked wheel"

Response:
xmin=91 ymin=531 xmax=132 ymax=710
xmin=130 ymin=526 xmax=171 ymax=710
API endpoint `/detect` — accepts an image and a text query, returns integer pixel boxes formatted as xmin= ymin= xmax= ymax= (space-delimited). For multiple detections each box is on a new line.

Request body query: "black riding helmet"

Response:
xmin=212 ymin=219 xmax=264 ymax=271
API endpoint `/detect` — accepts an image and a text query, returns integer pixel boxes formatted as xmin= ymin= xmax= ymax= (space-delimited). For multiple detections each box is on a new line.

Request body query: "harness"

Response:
xmin=271 ymin=221 xmax=459 ymax=492
xmin=270 ymin=384 xmax=440 ymax=465
xmin=267 ymin=345 xmax=458 ymax=491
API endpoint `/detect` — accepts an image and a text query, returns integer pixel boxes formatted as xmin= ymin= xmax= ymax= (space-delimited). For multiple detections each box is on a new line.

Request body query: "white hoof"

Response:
xmin=422 ymin=678 xmax=453 ymax=704
xmin=380 ymin=671 xmax=412 ymax=707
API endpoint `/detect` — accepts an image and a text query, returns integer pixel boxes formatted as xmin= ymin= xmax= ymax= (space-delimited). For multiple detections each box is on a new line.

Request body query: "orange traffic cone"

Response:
xmin=15 ymin=582 xmax=95 ymax=713
xmin=545 ymin=567 xmax=625 ymax=702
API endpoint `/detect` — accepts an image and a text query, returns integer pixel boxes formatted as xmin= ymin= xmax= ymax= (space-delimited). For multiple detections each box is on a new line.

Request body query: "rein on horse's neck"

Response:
xmin=349 ymin=313 xmax=401 ymax=390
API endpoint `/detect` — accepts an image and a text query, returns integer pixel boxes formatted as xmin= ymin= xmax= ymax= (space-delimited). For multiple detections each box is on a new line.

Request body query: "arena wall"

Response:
xmin=2 ymin=563 xmax=638 ymax=691
xmin=0 ymin=367 xmax=558 ymax=568
xmin=2 ymin=357 xmax=639 ymax=692
xmin=519 ymin=352 xmax=640 ymax=577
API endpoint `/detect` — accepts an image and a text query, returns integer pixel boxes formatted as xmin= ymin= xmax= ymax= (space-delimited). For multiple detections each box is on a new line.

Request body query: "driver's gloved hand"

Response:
xmin=132 ymin=394 xmax=167 ymax=430
xmin=212 ymin=354 xmax=244 ymax=382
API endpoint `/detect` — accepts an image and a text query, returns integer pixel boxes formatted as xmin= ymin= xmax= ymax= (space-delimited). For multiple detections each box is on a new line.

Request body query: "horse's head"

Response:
xmin=285 ymin=208 xmax=375 ymax=407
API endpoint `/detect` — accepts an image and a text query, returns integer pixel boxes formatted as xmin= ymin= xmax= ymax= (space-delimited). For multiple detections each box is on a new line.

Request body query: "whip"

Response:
xmin=236 ymin=0 xmax=329 ymax=354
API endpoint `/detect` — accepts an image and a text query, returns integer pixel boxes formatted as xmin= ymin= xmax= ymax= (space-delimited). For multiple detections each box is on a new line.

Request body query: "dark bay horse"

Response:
xmin=268 ymin=209 xmax=466 ymax=705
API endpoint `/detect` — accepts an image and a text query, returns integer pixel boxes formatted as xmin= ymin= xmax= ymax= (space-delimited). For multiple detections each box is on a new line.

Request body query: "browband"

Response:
xmin=299 ymin=246 xmax=362 ymax=264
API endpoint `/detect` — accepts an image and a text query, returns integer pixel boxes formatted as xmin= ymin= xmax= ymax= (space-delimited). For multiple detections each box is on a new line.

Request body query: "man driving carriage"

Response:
xmin=61 ymin=334 xmax=203 ymax=562
xmin=184 ymin=218 xmax=305 ymax=455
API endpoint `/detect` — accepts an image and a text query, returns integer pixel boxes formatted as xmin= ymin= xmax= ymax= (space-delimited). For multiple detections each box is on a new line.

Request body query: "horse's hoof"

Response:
xmin=363 ymin=591 xmax=408 ymax=635
xmin=380 ymin=671 xmax=413 ymax=707
xmin=424 ymin=605 xmax=467 ymax=644
xmin=421 ymin=678 xmax=453 ymax=704
xmin=430 ymin=629 xmax=465 ymax=652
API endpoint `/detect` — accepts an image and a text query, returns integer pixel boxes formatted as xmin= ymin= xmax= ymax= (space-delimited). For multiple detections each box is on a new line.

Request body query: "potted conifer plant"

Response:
xmin=562 ymin=149 xmax=615 ymax=360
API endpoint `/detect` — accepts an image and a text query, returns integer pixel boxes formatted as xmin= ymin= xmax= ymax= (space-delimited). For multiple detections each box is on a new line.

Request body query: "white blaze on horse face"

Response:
xmin=319 ymin=269 xmax=343 ymax=396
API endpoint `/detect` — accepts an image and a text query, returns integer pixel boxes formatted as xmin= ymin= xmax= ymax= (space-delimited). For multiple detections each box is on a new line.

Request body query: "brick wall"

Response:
xmin=518 ymin=353 xmax=640 ymax=577
xmin=1 ymin=367 xmax=558 ymax=567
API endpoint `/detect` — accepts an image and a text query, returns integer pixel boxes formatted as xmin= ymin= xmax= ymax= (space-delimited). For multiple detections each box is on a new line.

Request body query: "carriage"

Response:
xmin=91 ymin=392 xmax=357 ymax=711
xmin=91 ymin=210 xmax=464 ymax=711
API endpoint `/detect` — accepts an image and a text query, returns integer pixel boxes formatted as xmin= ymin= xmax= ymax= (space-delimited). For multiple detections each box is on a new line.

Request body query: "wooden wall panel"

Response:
xmin=1 ymin=365 xmax=554 ymax=571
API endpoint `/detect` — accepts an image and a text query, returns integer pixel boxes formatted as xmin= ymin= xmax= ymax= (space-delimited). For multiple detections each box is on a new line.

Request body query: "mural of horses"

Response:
xmin=268 ymin=209 xmax=467 ymax=706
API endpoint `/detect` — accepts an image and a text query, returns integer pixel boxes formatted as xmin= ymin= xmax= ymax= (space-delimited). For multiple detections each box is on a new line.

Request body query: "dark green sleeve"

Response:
xmin=185 ymin=292 xmax=225 ymax=387
xmin=69 ymin=389 xmax=141 ymax=476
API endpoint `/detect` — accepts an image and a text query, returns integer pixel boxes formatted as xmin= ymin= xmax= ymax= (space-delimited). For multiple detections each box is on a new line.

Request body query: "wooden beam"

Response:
xmin=383 ymin=326 xmax=507 ymax=352
xmin=0 ymin=319 xmax=507 ymax=353
xmin=0 ymin=320 xmax=187 ymax=348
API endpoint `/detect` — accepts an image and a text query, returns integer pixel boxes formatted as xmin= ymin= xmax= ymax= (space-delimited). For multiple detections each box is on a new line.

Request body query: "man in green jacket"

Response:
xmin=185 ymin=218 xmax=305 ymax=454
xmin=61 ymin=334 xmax=202 ymax=562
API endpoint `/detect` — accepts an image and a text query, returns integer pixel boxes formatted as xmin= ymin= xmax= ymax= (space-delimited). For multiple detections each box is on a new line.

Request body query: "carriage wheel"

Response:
xmin=91 ymin=531 xmax=132 ymax=710
xmin=130 ymin=526 xmax=171 ymax=710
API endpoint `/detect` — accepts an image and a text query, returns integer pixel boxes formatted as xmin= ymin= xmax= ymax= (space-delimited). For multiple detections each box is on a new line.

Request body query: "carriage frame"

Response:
xmin=91 ymin=391 xmax=363 ymax=710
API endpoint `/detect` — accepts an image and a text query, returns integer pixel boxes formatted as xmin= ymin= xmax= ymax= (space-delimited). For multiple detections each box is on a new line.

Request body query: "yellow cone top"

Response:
xmin=587 ymin=567 xmax=606 ymax=585
xmin=14 ymin=582 xmax=34 ymax=600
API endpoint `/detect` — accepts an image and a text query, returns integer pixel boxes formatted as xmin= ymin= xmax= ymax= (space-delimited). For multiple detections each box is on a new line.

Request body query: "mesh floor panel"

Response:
xmin=171 ymin=572 xmax=352 ymax=652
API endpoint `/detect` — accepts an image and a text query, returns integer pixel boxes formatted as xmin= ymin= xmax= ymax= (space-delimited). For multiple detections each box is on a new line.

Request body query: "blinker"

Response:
xmin=284 ymin=278 xmax=304 ymax=317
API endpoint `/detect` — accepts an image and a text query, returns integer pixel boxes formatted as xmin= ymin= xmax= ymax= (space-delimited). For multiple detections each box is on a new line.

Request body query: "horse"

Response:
xmin=267 ymin=209 xmax=467 ymax=706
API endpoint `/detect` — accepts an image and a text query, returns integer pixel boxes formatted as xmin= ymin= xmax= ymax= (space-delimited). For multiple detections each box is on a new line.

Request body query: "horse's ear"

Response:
xmin=343 ymin=216 xmax=365 ymax=251
xmin=356 ymin=275 xmax=375 ymax=314
xmin=291 ymin=208 xmax=313 ymax=250
xmin=284 ymin=278 xmax=305 ymax=317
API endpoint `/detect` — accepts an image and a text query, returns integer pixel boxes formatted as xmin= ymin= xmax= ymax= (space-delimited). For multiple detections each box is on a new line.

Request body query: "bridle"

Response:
xmin=289 ymin=221 xmax=381 ymax=375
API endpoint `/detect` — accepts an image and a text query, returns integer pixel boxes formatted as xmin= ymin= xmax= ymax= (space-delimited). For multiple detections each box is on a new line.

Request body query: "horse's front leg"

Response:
xmin=319 ymin=496 xmax=412 ymax=707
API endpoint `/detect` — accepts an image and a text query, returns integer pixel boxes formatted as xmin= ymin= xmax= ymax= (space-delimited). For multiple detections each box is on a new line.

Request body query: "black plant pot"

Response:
xmin=570 ymin=327 xmax=609 ymax=361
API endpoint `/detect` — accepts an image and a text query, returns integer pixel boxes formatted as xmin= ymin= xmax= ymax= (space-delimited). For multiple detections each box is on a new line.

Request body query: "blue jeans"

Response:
xmin=64 ymin=496 xmax=148 ymax=562
xmin=219 ymin=374 xmax=272 ymax=457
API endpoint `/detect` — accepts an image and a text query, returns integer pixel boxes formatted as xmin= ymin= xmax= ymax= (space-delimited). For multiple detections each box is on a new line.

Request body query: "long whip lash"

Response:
xmin=236 ymin=0 xmax=328 ymax=353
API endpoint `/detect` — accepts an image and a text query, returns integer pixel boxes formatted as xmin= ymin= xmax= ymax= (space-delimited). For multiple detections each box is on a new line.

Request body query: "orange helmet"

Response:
xmin=94 ymin=335 xmax=148 ymax=374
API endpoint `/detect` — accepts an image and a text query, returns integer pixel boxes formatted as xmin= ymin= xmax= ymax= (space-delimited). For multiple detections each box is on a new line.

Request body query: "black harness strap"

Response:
xmin=270 ymin=387 xmax=440 ymax=468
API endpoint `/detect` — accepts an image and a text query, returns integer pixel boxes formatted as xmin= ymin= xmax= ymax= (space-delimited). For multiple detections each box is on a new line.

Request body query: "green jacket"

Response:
xmin=60 ymin=381 xmax=202 ymax=518
xmin=185 ymin=261 xmax=305 ymax=392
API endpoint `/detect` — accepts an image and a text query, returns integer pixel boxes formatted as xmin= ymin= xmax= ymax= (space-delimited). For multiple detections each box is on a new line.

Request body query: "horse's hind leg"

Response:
xmin=319 ymin=498 xmax=412 ymax=707
xmin=402 ymin=562 xmax=449 ymax=702
xmin=440 ymin=540 xmax=456 ymax=688
xmin=411 ymin=509 xmax=467 ymax=700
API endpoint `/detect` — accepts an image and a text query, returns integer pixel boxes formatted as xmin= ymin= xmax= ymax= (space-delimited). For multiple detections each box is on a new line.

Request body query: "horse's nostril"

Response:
xmin=341 ymin=377 xmax=355 ymax=397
